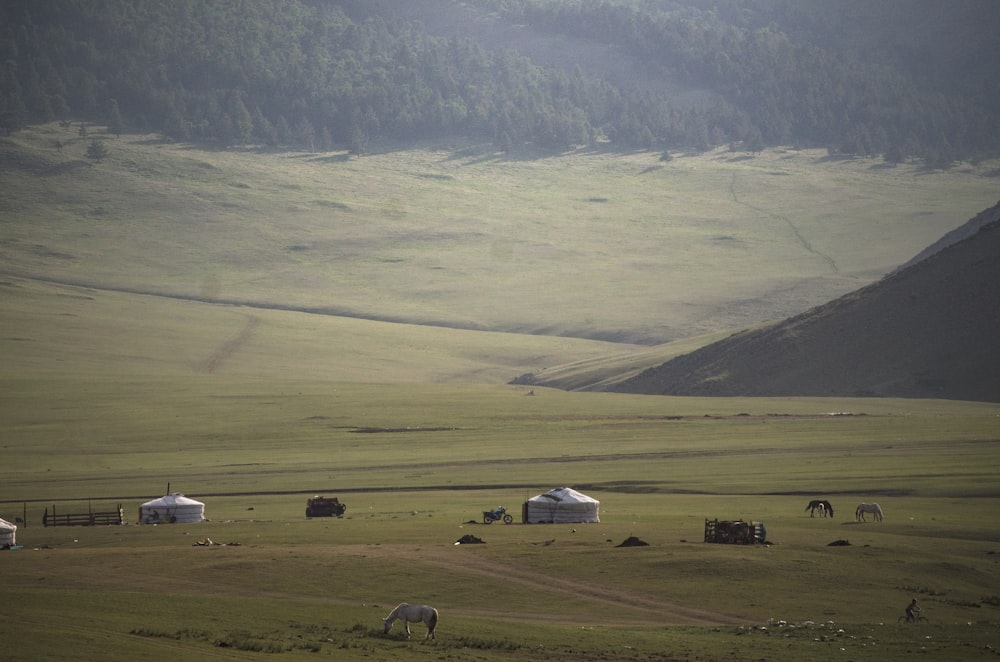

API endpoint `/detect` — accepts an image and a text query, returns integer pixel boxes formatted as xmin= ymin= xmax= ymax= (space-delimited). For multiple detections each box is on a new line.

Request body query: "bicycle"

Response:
xmin=897 ymin=612 xmax=929 ymax=624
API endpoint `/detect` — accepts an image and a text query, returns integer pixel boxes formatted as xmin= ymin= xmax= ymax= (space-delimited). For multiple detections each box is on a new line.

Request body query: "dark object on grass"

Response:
xmin=704 ymin=518 xmax=766 ymax=544
xmin=828 ymin=539 xmax=851 ymax=546
xmin=305 ymin=495 xmax=346 ymax=517
xmin=455 ymin=534 xmax=485 ymax=545
xmin=616 ymin=536 xmax=649 ymax=547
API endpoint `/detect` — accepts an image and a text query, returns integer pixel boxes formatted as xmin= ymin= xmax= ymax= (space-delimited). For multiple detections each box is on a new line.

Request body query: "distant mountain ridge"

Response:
xmin=611 ymin=202 xmax=1000 ymax=403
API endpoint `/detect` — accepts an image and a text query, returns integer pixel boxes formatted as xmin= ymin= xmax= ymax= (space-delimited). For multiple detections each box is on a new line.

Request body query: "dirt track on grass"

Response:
xmin=39 ymin=542 xmax=742 ymax=627
xmin=197 ymin=314 xmax=260 ymax=374
xmin=356 ymin=543 xmax=744 ymax=626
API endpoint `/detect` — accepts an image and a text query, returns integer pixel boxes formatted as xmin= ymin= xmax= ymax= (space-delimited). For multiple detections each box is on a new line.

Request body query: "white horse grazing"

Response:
xmin=856 ymin=502 xmax=883 ymax=522
xmin=383 ymin=602 xmax=438 ymax=640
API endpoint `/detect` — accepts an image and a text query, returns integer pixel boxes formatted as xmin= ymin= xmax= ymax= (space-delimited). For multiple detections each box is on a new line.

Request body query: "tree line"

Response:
xmin=1 ymin=0 xmax=996 ymax=165
xmin=485 ymin=0 xmax=1000 ymax=165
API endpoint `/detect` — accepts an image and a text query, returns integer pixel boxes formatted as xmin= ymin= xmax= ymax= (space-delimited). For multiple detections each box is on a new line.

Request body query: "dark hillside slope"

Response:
xmin=896 ymin=202 xmax=1000 ymax=272
xmin=611 ymin=202 xmax=1000 ymax=403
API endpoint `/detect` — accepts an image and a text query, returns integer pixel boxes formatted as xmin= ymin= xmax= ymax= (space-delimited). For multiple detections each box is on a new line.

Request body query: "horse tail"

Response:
xmin=428 ymin=608 xmax=438 ymax=636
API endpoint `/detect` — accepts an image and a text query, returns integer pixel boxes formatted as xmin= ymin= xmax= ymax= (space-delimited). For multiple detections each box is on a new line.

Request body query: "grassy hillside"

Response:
xmin=0 ymin=276 xmax=641 ymax=386
xmin=3 ymin=125 xmax=1000 ymax=659
xmin=613 ymin=213 xmax=1000 ymax=402
xmin=4 ymin=236 xmax=1000 ymax=662
xmin=3 ymin=123 xmax=999 ymax=352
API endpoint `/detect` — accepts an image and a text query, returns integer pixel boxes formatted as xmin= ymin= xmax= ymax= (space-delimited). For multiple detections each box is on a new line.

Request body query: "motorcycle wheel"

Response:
xmin=503 ymin=514 xmax=513 ymax=524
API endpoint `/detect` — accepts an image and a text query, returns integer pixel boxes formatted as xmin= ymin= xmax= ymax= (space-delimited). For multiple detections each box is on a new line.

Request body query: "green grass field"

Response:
xmin=3 ymin=336 xmax=999 ymax=660
xmin=3 ymin=123 xmax=999 ymax=347
xmin=2 ymin=383 xmax=999 ymax=660
xmin=2 ymin=125 xmax=1000 ymax=659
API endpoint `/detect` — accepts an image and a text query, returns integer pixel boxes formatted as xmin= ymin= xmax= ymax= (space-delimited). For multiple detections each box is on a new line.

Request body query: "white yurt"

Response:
xmin=0 ymin=517 xmax=16 ymax=546
xmin=139 ymin=493 xmax=205 ymax=524
xmin=523 ymin=487 xmax=600 ymax=524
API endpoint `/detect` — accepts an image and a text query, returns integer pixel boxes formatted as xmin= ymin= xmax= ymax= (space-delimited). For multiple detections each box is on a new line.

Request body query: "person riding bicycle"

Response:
xmin=905 ymin=598 xmax=921 ymax=622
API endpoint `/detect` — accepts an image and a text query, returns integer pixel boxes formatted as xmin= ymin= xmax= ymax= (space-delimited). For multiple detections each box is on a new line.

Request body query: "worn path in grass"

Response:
xmin=198 ymin=313 xmax=260 ymax=374
xmin=12 ymin=531 xmax=743 ymax=626
xmin=359 ymin=544 xmax=744 ymax=626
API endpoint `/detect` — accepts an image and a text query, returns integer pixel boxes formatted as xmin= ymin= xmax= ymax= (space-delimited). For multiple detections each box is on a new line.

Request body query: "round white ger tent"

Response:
xmin=523 ymin=487 xmax=600 ymax=524
xmin=0 ymin=517 xmax=16 ymax=546
xmin=139 ymin=493 xmax=205 ymax=524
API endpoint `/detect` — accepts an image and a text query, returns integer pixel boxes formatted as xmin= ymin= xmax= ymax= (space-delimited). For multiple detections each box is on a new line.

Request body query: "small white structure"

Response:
xmin=139 ymin=493 xmax=205 ymax=524
xmin=523 ymin=487 xmax=600 ymax=524
xmin=0 ymin=517 xmax=16 ymax=546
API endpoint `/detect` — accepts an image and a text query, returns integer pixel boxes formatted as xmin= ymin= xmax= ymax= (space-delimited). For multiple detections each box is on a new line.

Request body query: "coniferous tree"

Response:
xmin=0 ymin=0 xmax=996 ymax=162
xmin=0 ymin=63 xmax=26 ymax=134
xmin=294 ymin=116 xmax=315 ymax=151
xmin=106 ymin=98 xmax=123 ymax=137
xmin=253 ymin=107 xmax=277 ymax=146
xmin=86 ymin=138 xmax=108 ymax=160
xmin=227 ymin=91 xmax=252 ymax=146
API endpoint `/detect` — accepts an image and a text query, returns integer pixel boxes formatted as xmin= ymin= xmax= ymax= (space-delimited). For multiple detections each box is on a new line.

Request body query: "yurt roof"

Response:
xmin=0 ymin=517 xmax=16 ymax=532
xmin=141 ymin=492 xmax=204 ymax=508
xmin=528 ymin=487 xmax=599 ymax=504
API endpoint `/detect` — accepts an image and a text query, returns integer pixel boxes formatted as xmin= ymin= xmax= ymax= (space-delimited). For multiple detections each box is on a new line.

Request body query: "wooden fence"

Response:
xmin=43 ymin=504 xmax=125 ymax=527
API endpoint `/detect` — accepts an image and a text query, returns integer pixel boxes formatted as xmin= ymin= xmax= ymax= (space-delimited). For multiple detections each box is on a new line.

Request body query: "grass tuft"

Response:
xmin=453 ymin=635 xmax=522 ymax=650
xmin=216 ymin=631 xmax=287 ymax=653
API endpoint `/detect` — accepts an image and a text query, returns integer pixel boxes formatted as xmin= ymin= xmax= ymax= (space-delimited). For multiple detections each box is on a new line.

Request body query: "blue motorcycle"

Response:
xmin=482 ymin=506 xmax=514 ymax=524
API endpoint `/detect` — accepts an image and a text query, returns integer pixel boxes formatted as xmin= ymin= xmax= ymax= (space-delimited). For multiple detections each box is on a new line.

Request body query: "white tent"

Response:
xmin=0 ymin=517 xmax=16 ymax=546
xmin=139 ymin=493 xmax=205 ymax=524
xmin=523 ymin=487 xmax=600 ymax=524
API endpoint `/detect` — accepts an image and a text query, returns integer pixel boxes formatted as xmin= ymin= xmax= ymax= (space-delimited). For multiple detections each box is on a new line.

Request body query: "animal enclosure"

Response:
xmin=43 ymin=504 xmax=125 ymax=527
xmin=704 ymin=518 xmax=766 ymax=544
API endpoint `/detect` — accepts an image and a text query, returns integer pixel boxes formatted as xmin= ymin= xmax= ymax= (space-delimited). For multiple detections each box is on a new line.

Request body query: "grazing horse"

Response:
xmin=383 ymin=602 xmax=438 ymax=640
xmin=805 ymin=499 xmax=834 ymax=518
xmin=855 ymin=502 xmax=883 ymax=522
